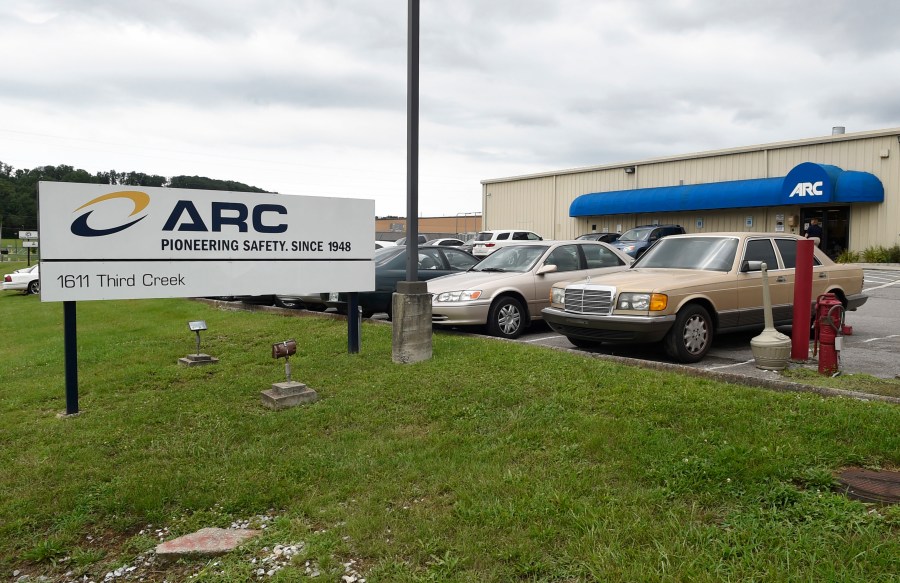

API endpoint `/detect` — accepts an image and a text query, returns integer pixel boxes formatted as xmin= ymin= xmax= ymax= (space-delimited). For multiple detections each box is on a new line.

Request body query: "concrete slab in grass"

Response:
xmin=156 ymin=527 xmax=261 ymax=560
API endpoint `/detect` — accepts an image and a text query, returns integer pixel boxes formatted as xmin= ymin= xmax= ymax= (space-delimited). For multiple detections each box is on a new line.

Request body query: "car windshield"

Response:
xmin=618 ymin=227 xmax=654 ymax=242
xmin=474 ymin=231 xmax=494 ymax=241
xmin=374 ymin=247 xmax=404 ymax=266
xmin=471 ymin=245 xmax=549 ymax=273
xmin=633 ymin=237 xmax=738 ymax=271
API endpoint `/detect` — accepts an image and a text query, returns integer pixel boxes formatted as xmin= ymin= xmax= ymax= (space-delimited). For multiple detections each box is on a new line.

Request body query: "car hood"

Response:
xmin=427 ymin=270 xmax=526 ymax=292
xmin=565 ymin=268 xmax=730 ymax=292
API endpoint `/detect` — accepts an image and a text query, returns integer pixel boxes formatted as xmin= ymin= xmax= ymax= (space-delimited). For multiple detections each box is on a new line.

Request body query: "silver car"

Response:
xmin=429 ymin=241 xmax=632 ymax=338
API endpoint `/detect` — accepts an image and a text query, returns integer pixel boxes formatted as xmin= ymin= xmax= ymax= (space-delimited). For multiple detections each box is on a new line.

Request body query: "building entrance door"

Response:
xmin=800 ymin=207 xmax=849 ymax=259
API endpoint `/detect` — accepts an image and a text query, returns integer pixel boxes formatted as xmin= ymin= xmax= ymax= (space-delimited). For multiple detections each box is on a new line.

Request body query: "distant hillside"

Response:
xmin=0 ymin=161 xmax=272 ymax=238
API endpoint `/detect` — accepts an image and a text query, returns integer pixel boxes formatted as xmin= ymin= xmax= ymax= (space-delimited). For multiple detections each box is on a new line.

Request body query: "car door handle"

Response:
xmin=818 ymin=273 xmax=827 ymax=278
xmin=775 ymin=276 xmax=786 ymax=283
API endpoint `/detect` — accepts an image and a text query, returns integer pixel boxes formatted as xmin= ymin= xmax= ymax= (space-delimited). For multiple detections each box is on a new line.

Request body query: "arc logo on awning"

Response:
xmin=788 ymin=181 xmax=824 ymax=198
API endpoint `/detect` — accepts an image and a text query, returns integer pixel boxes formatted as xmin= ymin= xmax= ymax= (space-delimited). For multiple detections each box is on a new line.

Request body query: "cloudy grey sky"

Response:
xmin=2 ymin=0 xmax=899 ymax=217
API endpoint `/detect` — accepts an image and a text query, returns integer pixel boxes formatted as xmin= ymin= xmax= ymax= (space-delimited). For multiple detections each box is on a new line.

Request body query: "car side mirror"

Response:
xmin=537 ymin=264 xmax=558 ymax=275
xmin=741 ymin=260 xmax=763 ymax=272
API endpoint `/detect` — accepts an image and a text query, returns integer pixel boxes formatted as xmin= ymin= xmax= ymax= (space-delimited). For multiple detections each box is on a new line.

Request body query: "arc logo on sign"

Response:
xmin=71 ymin=191 xmax=150 ymax=237
xmin=788 ymin=181 xmax=824 ymax=198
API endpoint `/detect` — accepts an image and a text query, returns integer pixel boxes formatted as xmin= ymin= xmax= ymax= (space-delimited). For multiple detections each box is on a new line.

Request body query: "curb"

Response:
xmin=852 ymin=263 xmax=900 ymax=270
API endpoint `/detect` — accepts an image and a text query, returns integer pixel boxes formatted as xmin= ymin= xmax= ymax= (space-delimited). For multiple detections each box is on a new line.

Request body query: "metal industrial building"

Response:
xmin=481 ymin=127 xmax=899 ymax=258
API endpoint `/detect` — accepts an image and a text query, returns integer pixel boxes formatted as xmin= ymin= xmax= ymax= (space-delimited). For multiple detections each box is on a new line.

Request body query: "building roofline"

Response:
xmin=480 ymin=126 xmax=900 ymax=185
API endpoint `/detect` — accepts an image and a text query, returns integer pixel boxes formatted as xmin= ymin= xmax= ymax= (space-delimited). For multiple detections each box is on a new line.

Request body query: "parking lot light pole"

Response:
xmin=405 ymin=0 xmax=419 ymax=282
xmin=392 ymin=0 xmax=432 ymax=364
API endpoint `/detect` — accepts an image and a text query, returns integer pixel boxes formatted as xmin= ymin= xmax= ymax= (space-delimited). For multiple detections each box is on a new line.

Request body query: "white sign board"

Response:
xmin=38 ymin=182 xmax=375 ymax=302
xmin=22 ymin=241 xmax=39 ymax=248
xmin=19 ymin=230 xmax=39 ymax=239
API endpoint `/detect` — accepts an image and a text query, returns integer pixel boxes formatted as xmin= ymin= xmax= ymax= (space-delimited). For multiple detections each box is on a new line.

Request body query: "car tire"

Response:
xmin=27 ymin=280 xmax=40 ymax=295
xmin=487 ymin=296 xmax=525 ymax=339
xmin=664 ymin=304 xmax=713 ymax=363
xmin=568 ymin=336 xmax=602 ymax=349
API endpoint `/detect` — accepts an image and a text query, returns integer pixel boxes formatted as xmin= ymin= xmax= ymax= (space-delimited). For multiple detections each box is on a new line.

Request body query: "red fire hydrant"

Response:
xmin=813 ymin=293 xmax=844 ymax=376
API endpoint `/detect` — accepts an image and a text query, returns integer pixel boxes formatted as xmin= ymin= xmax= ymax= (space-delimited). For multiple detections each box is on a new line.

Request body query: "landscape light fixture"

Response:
xmin=188 ymin=320 xmax=207 ymax=355
xmin=624 ymin=166 xmax=636 ymax=174
xmin=260 ymin=338 xmax=317 ymax=410
xmin=272 ymin=339 xmax=298 ymax=382
xmin=178 ymin=320 xmax=219 ymax=366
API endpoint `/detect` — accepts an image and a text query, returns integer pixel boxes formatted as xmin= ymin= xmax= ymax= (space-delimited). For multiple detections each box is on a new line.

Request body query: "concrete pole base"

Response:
xmin=392 ymin=281 xmax=432 ymax=364
xmin=178 ymin=354 xmax=220 ymax=366
xmin=260 ymin=381 xmax=318 ymax=410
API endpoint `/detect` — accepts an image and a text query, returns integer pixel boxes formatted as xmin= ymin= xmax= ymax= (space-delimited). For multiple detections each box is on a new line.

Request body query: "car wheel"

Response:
xmin=664 ymin=304 xmax=713 ymax=363
xmin=487 ymin=297 xmax=525 ymax=339
xmin=568 ymin=336 xmax=602 ymax=349
xmin=27 ymin=280 xmax=40 ymax=295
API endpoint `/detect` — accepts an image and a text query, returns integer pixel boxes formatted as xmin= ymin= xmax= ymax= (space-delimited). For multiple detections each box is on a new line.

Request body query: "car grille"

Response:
xmin=564 ymin=288 xmax=614 ymax=315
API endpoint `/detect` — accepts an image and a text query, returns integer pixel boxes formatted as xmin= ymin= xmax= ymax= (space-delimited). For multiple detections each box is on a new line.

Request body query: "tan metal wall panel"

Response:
xmin=483 ymin=177 xmax=556 ymax=238
xmin=486 ymin=131 xmax=900 ymax=252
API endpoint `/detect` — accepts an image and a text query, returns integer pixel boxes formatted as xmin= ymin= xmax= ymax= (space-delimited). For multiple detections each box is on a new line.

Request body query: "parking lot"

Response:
xmin=224 ymin=268 xmax=900 ymax=383
xmin=512 ymin=268 xmax=900 ymax=380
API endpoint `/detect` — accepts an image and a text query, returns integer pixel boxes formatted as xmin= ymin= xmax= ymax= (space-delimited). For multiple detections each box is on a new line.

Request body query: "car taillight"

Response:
xmin=3 ymin=275 xmax=10 ymax=282
xmin=485 ymin=243 xmax=495 ymax=247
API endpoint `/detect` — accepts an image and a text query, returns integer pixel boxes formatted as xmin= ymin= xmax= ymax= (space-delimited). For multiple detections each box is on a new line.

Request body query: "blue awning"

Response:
xmin=570 ymin=163 xmax=884 ymax=217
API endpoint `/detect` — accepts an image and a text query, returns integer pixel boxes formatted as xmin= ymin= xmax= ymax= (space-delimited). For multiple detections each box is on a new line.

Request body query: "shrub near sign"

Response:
xmin=38 ymin=182 xmax=375 ymax=302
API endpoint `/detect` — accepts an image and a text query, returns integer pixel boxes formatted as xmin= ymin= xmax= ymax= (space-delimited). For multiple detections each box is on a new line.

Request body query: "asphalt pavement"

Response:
xmin=515 ymin=267 xmax=900 ymax=389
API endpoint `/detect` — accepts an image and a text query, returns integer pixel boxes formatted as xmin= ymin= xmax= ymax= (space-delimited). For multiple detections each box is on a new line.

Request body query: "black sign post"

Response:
xmin=348 ymin=292 xmax=360 ymax=353
xmin=63 ymin=301 xmax=79 ymax=415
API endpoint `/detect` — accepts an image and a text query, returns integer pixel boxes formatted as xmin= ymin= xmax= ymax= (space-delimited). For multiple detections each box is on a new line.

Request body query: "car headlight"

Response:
xmin=620 ymin=244 xmax=636 ymax=252
xmin=434 ymin=290 xmax=482 ymax=302
xmin=616 ymin=292 xmax=667 ymax=311
xmin=550 ymin=286 xmax=566 ymax=307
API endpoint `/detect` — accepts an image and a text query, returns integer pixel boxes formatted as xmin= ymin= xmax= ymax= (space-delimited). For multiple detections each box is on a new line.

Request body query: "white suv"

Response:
xmin=471 ymin=229 xmax=543 ymax=257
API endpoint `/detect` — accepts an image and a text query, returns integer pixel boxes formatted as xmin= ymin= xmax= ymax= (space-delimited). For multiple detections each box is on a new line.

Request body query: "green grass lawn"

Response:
xmin=1 ymin=278 xmax=898 ymax=581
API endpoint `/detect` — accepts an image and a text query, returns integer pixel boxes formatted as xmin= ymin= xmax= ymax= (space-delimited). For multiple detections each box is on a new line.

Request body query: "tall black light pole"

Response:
xmin=405 ymin=0 xmax=420 ymax=281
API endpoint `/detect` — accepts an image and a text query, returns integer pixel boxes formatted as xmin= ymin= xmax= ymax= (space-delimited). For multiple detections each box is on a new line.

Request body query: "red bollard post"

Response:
xmin=791 ymin=239 xmax=815 ymax=360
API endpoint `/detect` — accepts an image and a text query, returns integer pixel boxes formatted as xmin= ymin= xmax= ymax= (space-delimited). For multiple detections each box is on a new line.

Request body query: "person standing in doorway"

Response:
xmin=805 ymin=217 xmax=824 ymax=247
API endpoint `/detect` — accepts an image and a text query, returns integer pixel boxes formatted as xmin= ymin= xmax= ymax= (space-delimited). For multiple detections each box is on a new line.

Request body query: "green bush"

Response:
xmin=889 ymin=244 xmax=900 ymax=262
xmin=862 ymin=246 xmax=890 ymax=263
xmin=835 ymin=250 xmax=860 ymax=263
xmin=837 ymin=245 xmax=900 ymax=264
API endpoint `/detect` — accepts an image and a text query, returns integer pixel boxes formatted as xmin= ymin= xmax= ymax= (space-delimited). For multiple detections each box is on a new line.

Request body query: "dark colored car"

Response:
xmin=612 ymin=224 xmax=685 ymax=258
xmin=325 ymin=245 xmax=479 ymax=318
xmin=394 ymin=234 xmax=428 ymax=246
xmin=576 ymin=232 xmax=621 ymax=243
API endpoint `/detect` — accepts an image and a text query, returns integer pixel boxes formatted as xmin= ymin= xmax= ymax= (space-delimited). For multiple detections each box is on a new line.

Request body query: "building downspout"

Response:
xmin=552 ymin=174 xmax=558 ymax=239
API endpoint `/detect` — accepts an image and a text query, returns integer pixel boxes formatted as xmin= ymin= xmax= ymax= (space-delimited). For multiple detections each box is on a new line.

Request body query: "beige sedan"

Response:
xmin=429 ymin=241 xmax=633 ymax=338
xmin=542 ymin=233 xmax=867 ymax=362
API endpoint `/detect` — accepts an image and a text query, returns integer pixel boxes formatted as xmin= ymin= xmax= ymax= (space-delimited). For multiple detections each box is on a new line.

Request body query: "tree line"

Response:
xmin=0 ymin=161 xmax=270 ymax=239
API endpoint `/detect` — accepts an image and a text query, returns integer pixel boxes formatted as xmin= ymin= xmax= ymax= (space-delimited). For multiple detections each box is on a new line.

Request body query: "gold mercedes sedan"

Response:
xmin=542 ymin=233 xmax=867 ymax=363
